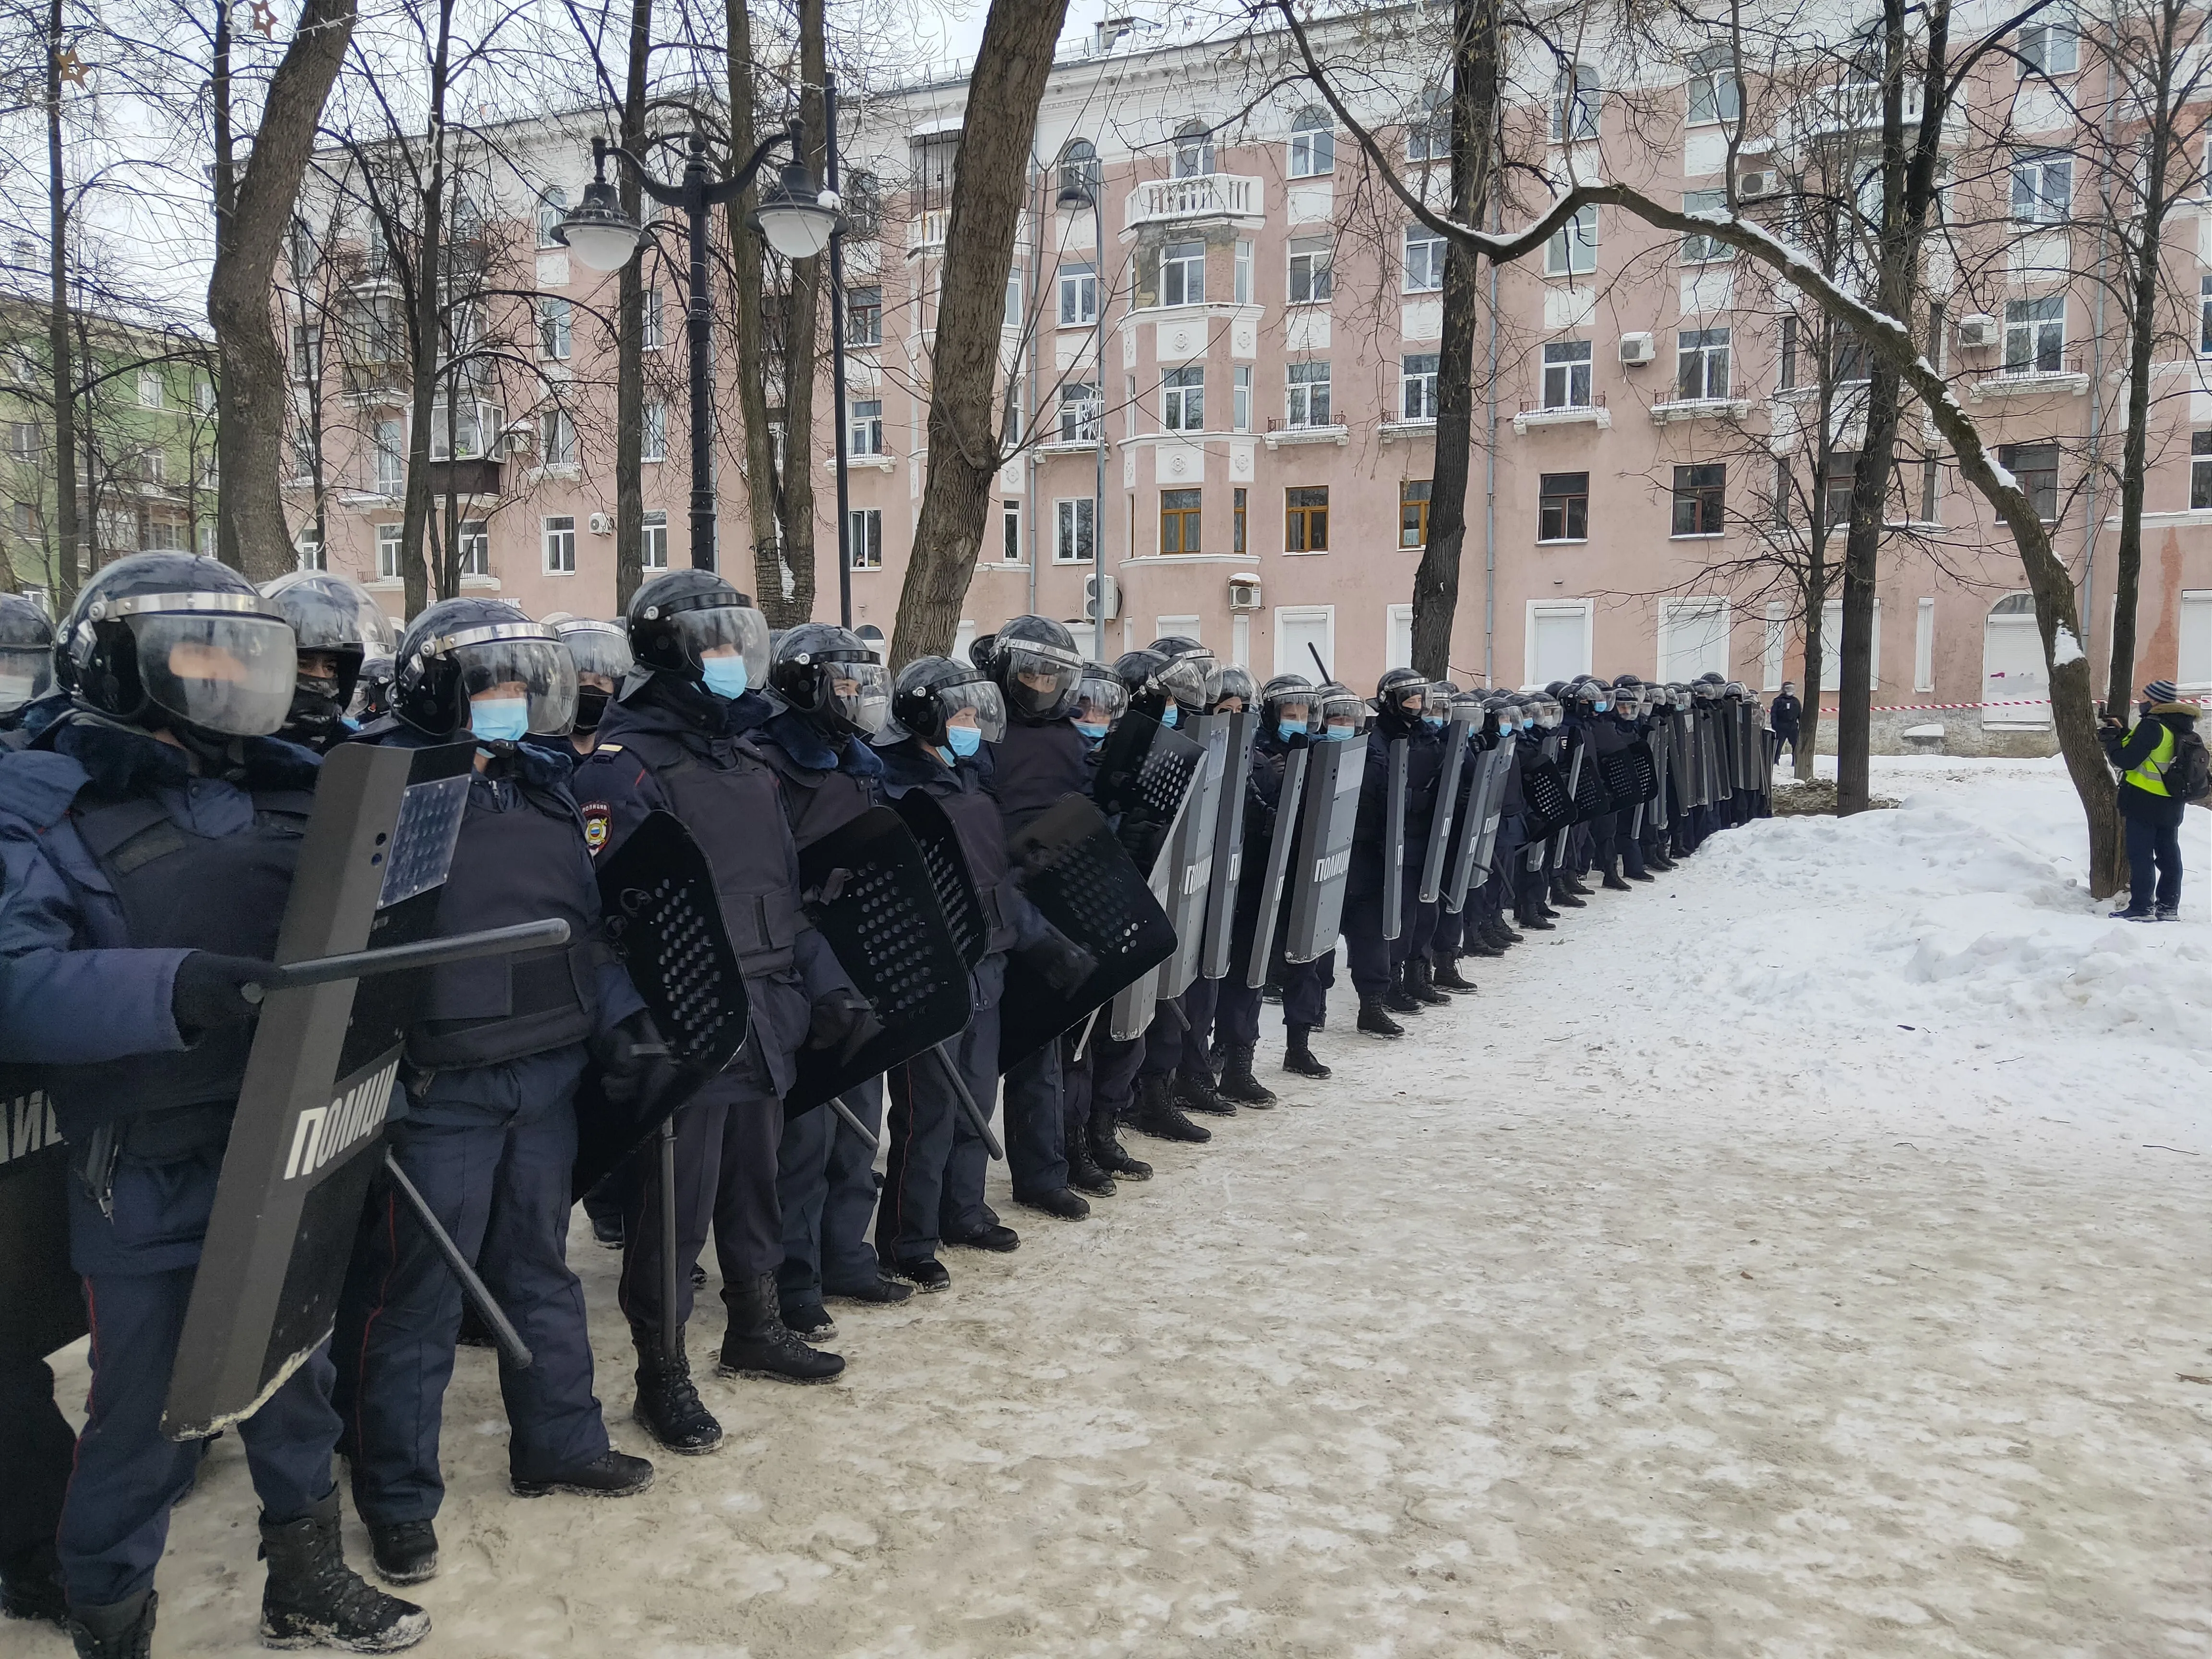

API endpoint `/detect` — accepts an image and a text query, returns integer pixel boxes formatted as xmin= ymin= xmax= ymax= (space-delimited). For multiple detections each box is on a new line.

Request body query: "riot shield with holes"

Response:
xmin=1567 ymin=729 xmax=1612 ymax=825
xmin=889 ymin=788 xmax=990 ymax=972
xmin=164 ymin=741 xmax=476 ymax=1440
xmin=570 ymin=809 xmax=750 ymax=1197
xmin=1091 ymin=711 xmax=1204 ymax=878
xmin=1283 ymin=736 xmax=1364 ymax=965
xmin=1593 ymin=726 xmax=1641 ymax=807
xmin=1419 ymin=717 xmax=1472 ymax=906
xmin=786 ymin=807 xmax=972 ymax=1115
xmin=997 ymin=794 xmax=1178 ymax=1070
xmin=1158 ymin=711 xmax=1231 ymax=999
xmin=1445 ymin=742 xmax=1510 ymax=914
xmin=1518 ymin=745 xmax=1572 ymax=844
xmin=1200 ymin=710 xmax=1256 ymax=981
xmin=0 ymin=1067 xmax=78 ymax=1365
xmin=1549 ymin=741 xmax=1586 ymax=866
xmin=1243 ymin=744 xmax=1309 ymax=988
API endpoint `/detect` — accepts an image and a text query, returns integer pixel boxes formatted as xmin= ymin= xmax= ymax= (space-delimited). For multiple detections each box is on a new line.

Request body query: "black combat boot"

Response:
xmin=1215 ymin=1044 xmax=1277 ymax=1106
xmin=1382 ymin=963 xmax=1424 ymax=1014
xmin=1176 ymin=1065 xmax=1234 ymax=1117
xmin=1517 ymin=899 xmax=1556 ymax=932
xmin=1601 ymin=864 xmax=1633 ymax=891
xmin=1485 ymin=915 xmax=1523 ymax=947
xmin=1130 ymin=1072 xmax=1210 ymax=1143
xmin=1560 ymin=872 xmax=1594 ymax=897
xmin=1086 ymin=1102 xmax=1153 ymax=1179
xmin=1283 ymin=1024 xmax=1332 ymax=1077
xmin=365 ymin=1521 xmax=438 ymax=1586
xmin=63 ymin=1589 xmax=156 ymax=1659
xmin=258 ymin=1490 xmax=431 ymax=1652
xmin=631 ymin=1335 xmax=724 ymax=1452
xmin=2 ymin=1542 xmax=66 ymax=1627
xmin=1358 ymin=995 xmax=1405 ymax=1037
xmin=1432 ymin=955 xmax=1479 ymax=993
xmin=1014 ymin=1185 xmax=1092 ymax=1220
xmin=1406 ymin=959 xmax=1451 ymax=1006
xmin=1549 ymin=881 xmax=1586 ymax=910
xmin=1647 ymin=849 xmax=1675 ymax=872
xmin=718 ymin=1274 xmax=845 ymax=1384
xmin=1065 ymin=1130 xmax=1118 ymax=1197
xmin=512 ymin=1448 xmax=655 ymax=1500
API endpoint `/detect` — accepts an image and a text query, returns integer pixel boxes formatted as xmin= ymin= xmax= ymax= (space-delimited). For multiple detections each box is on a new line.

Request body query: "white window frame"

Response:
xmin=1681 ymin=191 xmax=1731 ymax=264
xmin=1059 ymin=382 xmax=1099 ymax=443
xmin=1286 ymin=236 xmax=1334 ymax=305
xmin=538 ymin=297 xmax=572 ymax=361
xmin=848 ymin=507 xmax=883 ymax=570
xmin=1234 ymin=240 xmax=1253 ymax=305
xmin=1687 ymin=50 xmax=1742 ymax=124
xmin=1162 ymin=365 xmax=1203 ymax=432
xmin=1161 ymin=240 xmax=1205 ymax=307
xmin=642 ymin=400 xmax=666 ymax=463
xmin=1385 ymin=602 xmax=1414 ymax=669
xmin=1054 ymin=496 xmax=1095 ymax=563
xmin=1541 ymin=341 xmax=1593 ymax=410
xmin=1404 ymin=226 xmax=1445 ymax=292
xmin=542 ymin=515 xmax=577 ymax=575
xmin=1763 ymin=601 xmax=1787 ymax=691
xmin=1401 ymin=353 xmax=1440 ymax=421
xmin=641 ymin=287 xmax=664 ymax=351
xmin=2004 ymin=295 xmax=2065 ymax=374
xmin=2011 ymin=152 xmax=2071 ymax=223
xmin=1287 ymin=108 xmax=1334 ymax=178
xmin=1551 ymin=64 xmax=1602 ymax=142
xmin=2177 ymin=589 xmax=2212 ymax=691
xmin=1057 ymin=263 xmax=1097 ymax=327
xmin=1677 ymin=327 xmax=1731 ymax=400
xmin=849 ymin=397 xmax=885 ymax=456
xmin=1526 ymin=598 xmax=1594 ymax=684
xmin=373 ymin=418 xmax=404 ymax=495
xmin=1285 ymin=361 xmax=1332 ymax=428
xmin=136 ymin=368 xmax=163 ymax=410
xmin=1914 ymin=596 xmax=1936 ymax=691
xmin=1545 ymin=205 xmax=1599 ymax=276
xmin=375 ymin=522 xmax=402 ymax=579
xmin=457 ymin=518 xmax=489 ymax=577
xmin=2018 ymin=12 xmax=2078 ymax=75
xmin=1822 ymin=598 xmax=1884 ymax=685
xmin=536 ymin=189 xmax=569 ymax=249
xmin=1232 ymin=365 xmax=1252 ymax=433
xmin=539 ymin=409 xmax=576 ymax=468
xmin=1000 ymin=499 xmax=1022 ymax=563
xmin=642 ymin=509 xmax=669 ymax=571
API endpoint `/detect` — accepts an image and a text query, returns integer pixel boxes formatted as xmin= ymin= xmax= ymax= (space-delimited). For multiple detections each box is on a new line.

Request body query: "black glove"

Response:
xmin=596 ymin=1010 xmax=681 ymax=1116
xmin=805 ymin=988 xmax=882 ymax=1069
xmin=171 ymin=952 xmax=276 ymax=1035
xmin=1031 ymin=928 xmax=1096 ymax=994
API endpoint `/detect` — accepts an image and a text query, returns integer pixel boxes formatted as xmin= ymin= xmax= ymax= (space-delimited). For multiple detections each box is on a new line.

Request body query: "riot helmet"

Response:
xmin=261 ymin=570 xmax=394 ymax=742
xmin=626 ymin=569 xmax=770 ymax=700
xmin=1146 ymin=636 xmax=1223 ymax=710
xmin=1260 ymin=673 xmax=1315 ymax=739
xmin=0 ymin=592 xmax=53 ymax=715
xmin=554 ymin=617 xmax=633 ymax=733
xmin=1375 ymin=666 xmax=1427 ymax=732
xmin=59 ymin=552 xmax=296 ymax=739
xmin=1315 ymin=680 xmax=1365 ymax=742
xmin=1073 ymin=662 xmax=1128 ymax=738
xmin=1535 ymin=695 xmax=1563 ymax=729
xmin=769 ymin=622 xmax=890 ymax=737
xmin=988 ymin=614 xmax=1083 ymax=723
xmin=1211 ymin=663 xmax=1256 ymax=714
xmin=1723 ymin=680 xmax=1748 ymax=699
xmin=1119 ymin=643 xmax=1212 ymax=723
xmin=392 ymin=597 xmax=577 ymax=743
xmin=354 ymin=652 xmax=396 ymax=722
xmin=884 ymin=654 xmax=1007 ymax=751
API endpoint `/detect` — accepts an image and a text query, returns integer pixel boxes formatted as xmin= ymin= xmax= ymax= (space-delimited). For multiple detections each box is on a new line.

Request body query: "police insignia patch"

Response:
xmin=582 ymin=803 xmax=610 ymax=852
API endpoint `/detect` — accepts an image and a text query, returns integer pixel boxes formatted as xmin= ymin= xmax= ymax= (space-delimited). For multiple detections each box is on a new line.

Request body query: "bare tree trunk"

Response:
xmin=211 ymin=0 xmax=360 ymax=585
xmin=1796 ymin=529 xmax=1827 ymax=781
xmin=775 ymin=0 xmax=824 ymax=627
xmin=889 ymin=0 xmax=1070 ymax=668
xmin=613 ymin=0 xmax=648 ymax=612
xmin=46 ymin=0 xmax=80 ymax=605
xmin=1409 ymin=0 xmax=1496 ymax=681
xmin=210 ymin=0 xmax=235 ymax=569
xmin=397 ymin=0 xmax=454 ymax=617
xmin=1833 ymin=366 xmax=1894 ymax=815
xmin=725 ymin=0 xmax=785 ymax=613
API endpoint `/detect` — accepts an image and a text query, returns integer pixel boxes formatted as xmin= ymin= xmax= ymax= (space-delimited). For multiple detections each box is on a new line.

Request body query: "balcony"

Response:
xmin=1262 ymin=418 xmax=1349 ymax=449
xmin=1789 ymin=79 xmax=1926 ymax=140
xmin=1512 ymin=393 xmax=1610 ymax=434
xmin=1123 ymin=173 xmax=1264 ymax=231
xmin=1648 ymin=396 xmax=1752 ymax=424
xmin=426 ymin=457 xmax=502 ymax=497
xmin=1970 ymin=347 xmax=2090 ymax=401
xmin=907 ymin=206 xmax=950 ymax=254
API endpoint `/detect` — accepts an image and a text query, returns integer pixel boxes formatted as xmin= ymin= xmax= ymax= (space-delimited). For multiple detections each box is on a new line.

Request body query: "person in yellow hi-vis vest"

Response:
xmin=2099 ymin=678 xmax=2200 ymax=921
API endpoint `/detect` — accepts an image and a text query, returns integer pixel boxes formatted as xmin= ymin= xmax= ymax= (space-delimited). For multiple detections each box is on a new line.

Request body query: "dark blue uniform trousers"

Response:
xmin=1214 ymin=972 xmax=1262 ymax=1049
xmin=876 ymin=956 xmax=1003 ymax=1263
xmin=1002 ymin=1035 xmax=1068 ymax=1199
xmin=333 ymin=1049 xmax=607 ymax=1524
xmin=1281 ymin=949 xmax=1333 ymax=1030
xmin=61 ymin=1148 xmax=337 ymax=1607
xmin=777 ymin=1071 xmax=886 ymax=1306
xmin=1138 ymin=976 xmax=1215 ymax=1081
xmin=1 ymin=1357 xmax=74 ymax=1582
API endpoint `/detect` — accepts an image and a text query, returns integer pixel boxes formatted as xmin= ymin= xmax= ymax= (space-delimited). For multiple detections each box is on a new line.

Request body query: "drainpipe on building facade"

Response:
xmin=1483 ymin=202 xmax=1500 ymax=688
xmin=1026 ymin=148 xmax=1044 ymax=623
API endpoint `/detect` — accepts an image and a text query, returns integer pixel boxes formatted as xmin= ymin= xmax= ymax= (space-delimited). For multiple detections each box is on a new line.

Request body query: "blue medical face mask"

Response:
xmin=1594 ymin=698 xmax=1610 ymax=712
xmin=1075 ymin=720 xmax=1109 ymax=742
xmin=945 ymin=723 xmax=982 ymax=757
xmin=1423 ymin=713 xmax=1445 ymax=728
xmin=1326 ymin=723 xmax=1356 ymax=743
xmin=469 ymin=695 xmax=529 ymax=745
xmin=1159 ymin=703 xmax=1178 ymax=728
xmin=1277 ymin=720 xmax=1305 ymax=744
xmin=699 ymin=654 xmax=749 ymax=700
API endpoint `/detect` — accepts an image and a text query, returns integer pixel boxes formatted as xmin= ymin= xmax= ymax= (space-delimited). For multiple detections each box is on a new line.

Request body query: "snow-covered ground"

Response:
xmin=39 ymin=758 xmax=2212 ymax=1657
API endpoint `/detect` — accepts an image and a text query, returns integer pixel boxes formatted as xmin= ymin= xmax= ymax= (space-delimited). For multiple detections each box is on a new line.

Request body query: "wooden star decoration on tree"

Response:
xmin=54 ymin=47 xmax=86 ymax=85
xmin=247 ymin=1 xmax=276 ymax=36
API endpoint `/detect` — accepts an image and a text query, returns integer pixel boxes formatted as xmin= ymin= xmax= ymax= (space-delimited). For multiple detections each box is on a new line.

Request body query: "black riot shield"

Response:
xmin=1381 ymin=737 xmax=1408 ymax=940
xmin=1243 ymin=744 xmax=1309 ymax=988
xmin=1709 ymin=708 xmax=1734 ymax=802
xmin=1568 ymin=730 xmax=1611 ymax=825
xmin=165 ymin=741 xmax=476 ymax=1439
xmin=1550 ymin=741 xmax=1586 ymax=865
xmin=889 ymin=788 xmax=990 ymax=971
xmin=1646 ymin=723 xmax=1672 ymax=833
xmin=1200 ymin=709 xmax=1256 ymax=981
xmin=1284 ymin=736 xmax=1364 ymax=964
xmin=1594 ymin=736 xmax=1641 ymax=807
xmin=1092 ymin=710 xmax=1205 ymax=877
xmin=1162 ymin=712 xmax=1232 ymax=998
xmin=789 ymin=807 xmax=973 ymax=1114
xmin=0 ymin=1068 xmax=79 ymax=1364
xmin=1667 ymin=709 xmax=1694 ymax=811
xmin=571 ymin=810 xmax=752 ymax=1196
xmin=1444 ymin=742 xmax=1509 ymax=914
xmin=1419 ymin=718 xmax=1472 ymax=905
xmin=1519 ymin=747 xmax=1572 ymax=843
xmin=998 ymin=794 xmax=1179 ymax=1070
xmin=1740 ymin=704 xmax=1761 ymax=792
xmin=1686 ymin=709 xmax=1711 ymax=808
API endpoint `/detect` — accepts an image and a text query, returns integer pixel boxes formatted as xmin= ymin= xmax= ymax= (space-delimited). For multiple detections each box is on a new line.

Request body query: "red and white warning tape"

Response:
xmin=1816 ymin=697 xmax=2055 ymax=712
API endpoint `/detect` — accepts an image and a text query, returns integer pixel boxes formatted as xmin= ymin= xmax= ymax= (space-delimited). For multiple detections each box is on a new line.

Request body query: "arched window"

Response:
xmin=1990 ymin=592 xmax=2036 ymax=615
xmin=1551 ymin=64 xmax=1601 ymax=142
xmin=1174 ymin=120 xmax=1214 ymax=178
xmin=1058 ymin=137 xmax=1099 ymax=201
xmin=535 ymin=187 xmax=569 ymax=250
xmin=1407 ymin=87 xmax=1449 ymax=163
xmin=1288 ymin=106 xmax=1333 ymax=178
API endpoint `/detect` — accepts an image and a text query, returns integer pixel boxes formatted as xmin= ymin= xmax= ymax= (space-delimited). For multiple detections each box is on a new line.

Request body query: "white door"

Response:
xmin=1529 ymin=601 xmax=1590 ymax=685
xmin=1982 ymin=594 xmax=2049 ymax=728
xmin=1385 ymin=603 xmax=1414 ymax=670
xmin=1275 ymin=606 xmax=1334 ymax=681
xmin=2180 ymin=591 xmax=2212 ymax=693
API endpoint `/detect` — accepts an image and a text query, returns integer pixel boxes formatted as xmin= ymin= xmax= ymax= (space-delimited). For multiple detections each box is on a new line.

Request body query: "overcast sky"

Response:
xmin=911 ymin=1 xmax=1102 ymax=75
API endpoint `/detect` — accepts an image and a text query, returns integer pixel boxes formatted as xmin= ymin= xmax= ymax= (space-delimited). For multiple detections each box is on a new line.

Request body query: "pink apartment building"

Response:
xmin=288 ymin=11 xmax=2212 ymax=750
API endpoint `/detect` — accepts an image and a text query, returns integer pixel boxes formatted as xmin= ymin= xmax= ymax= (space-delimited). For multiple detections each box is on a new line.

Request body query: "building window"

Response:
xmin=540 ymin=409 xmax=576 ymax=467
xmin=1059 ymin=383 xmax=1099 ymax=442
xmin=1163 ymin=366 xmax=1203 ymax=431
xmin=1057 ymin=264 xmax=1096 ymax=327
xmin=846 ymin=285 xmax=882 ymax=347
xmin=1055 ymin=497 xmax=1095 ymax=563
xmin=1539 ymin=471 xmax=1589 ymax=541
xmin=1162 ymin=240 xmax=1205 ymax=307
xmin=376 ymin=522 xmax=402 ymax=578
xmin=1824 ymin=452 xmax=1858 ymax=529
xmin=640 ymin=287 xmax=664 ymax=351
xmin=136 ymin=369 xmax=163 ymax=409
xmin=1404 ymin=226 xmax=1445 ymax=292
xmin=849 ymin=397 xmax=885 ymax=455
xmin=1551 ymin=64 xmax=1601 ymax=141
xmin=538 ymin=297 xmax=572 ymax=360
xmin=1001 ymin=499 xmax=1022 ymax=561
xmin=1541 ymin=341 xmax=1593 ymax=409
xmin=1286 ymin=361 xmax=1332 ymax=428
xmin=2011 ymin=151 xmax=2071 ymax=222
xmin=1286 ymin=485 xmax=1329 ymax=552
xmin=1233 ymin=486 xmax=1247 ymax=554
xmin=1160 ymin=488 xmax=1202 ymax=553
xmin=6 ymin=421 xmax=37 ymax=459
xmin=543 ymin=515 xmax=576 ymax=573
xmin=842 ymin=170 xmax=882 ymax=237
xmin=457 ymin=518 xmax=489 ymax=577
xmin=536 ymin=189 xmax=569 ymax=249
xmin=1004 ymin=273 xmax=1023 ymax=330
xmin=373 ymin=418 xmax=404 ymax=495
xmin=1672 ymin=463 xmax=1726 ymax=536
xmin=1400 ymin=479 xmax=1432 ymax=548
xmin=641 ymin=401 xmax=666 ymax=463
xmin=1407 ymin=85 xmax=1448 ymax=162
xmin=1778 ymin=314 xmax=1798 ymax=390
xmin=1997 ymin=442 xmax=2060 ymax=521
xmin=2004 ymin=296 xmax=2065 ymax=374
xmin=642 ymin=510 xmax=668 ymax=570
xmin=1288 ymin=106 xmax=1334 ymax=177
xmin=848 ymin=507 xmax=883 ymax=569
xmin=2018 ymin=12 xmax=2077 ymax=74
xmin=1234 ymin=240 xmax=1253 ymax=304
xmin=1173 ymin=120 xmax=1214 ymax=178
xmin=1681 ymin=190 xmax=1731 ymax=263
xmin=297 ymin=535 xmax=325 ymax=571
xmin=1687 ymin=47 xmax=1742 ymax=123
xmin=2193 ymin=433 xmax=2212 ymax=510
xmin=1677 ymin=327 xmax=1731 ymax=399
xmin=1233 ymin=365 xmax=1252 ymax=432
xmin=1286 ymin=236 xmax=1333 ymax=304
xmin=290 ymin=324 xmax=322 ymax=382
xmin=1545 ymin=205 xmax=1598 ymax=276
xmin=1401 ymin=353 xmax=1439 ymax=420
xmin=2200 ymin=277 xmax=2212 ymax=354
xmin=1058 ymin=137 xmax=1099 ymax=199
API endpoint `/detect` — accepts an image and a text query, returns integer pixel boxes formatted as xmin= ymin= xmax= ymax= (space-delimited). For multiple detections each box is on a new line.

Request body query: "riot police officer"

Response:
xmin=577 ymin=572 xmax=855 ymax=1449
xmin=0 ymin=553 xmax=427 ymax=1656
xmin=333 ymin=600 xmax=655 ymax=1587
xmin=1342 ymin=668 xmax=1435 ymax=1036
xmin=0 ymin=592 xmax=54 ymax=743
xmin=1188 ymin=664 xmax=1272 ymax=1104
xmin=259 ymin=570 xmax=396 ymax=754
xmin=552 ymin=616 xmax=633 ymax=759
xmin=1217 ymin=674 xmax=1322 ymax=1079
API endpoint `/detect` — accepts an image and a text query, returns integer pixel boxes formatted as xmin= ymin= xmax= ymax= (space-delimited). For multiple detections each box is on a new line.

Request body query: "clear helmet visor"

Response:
xmin=938 ymin=678 xmax=1008 ymax=744
xmin=1004 ymin=642 xmax=1082 ymax=720
xmin=261 ymin=572 xmax=398 ymax=655
xmin=559 ymin=623 xmax=634 ymax=681
xmin=455 ymin=636 xmax=578 ymax=735
xmin=825 ymin=658 xmax=892 ymax=736
xmin=0 ymin=643 xmax=51 ymax=713
xmin=1158 ymin=652 xmax=1220 ymax=709
xmin=1075 ymin=674 xmax=1128 ymax=727
xmin=129 ymin=613 xmax=296 ymax=737
xmin=1268 ymin=698 xmax=1314 ymax=732
xmin=675 ymin=604 xmax=771 ymax=686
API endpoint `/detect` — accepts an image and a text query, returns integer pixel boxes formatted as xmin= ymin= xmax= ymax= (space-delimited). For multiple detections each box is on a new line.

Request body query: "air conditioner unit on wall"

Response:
xmin=1228 ymin=572 xmax=1262 ymax=611
xmin=1956 ymin=313 xmax=1999 ymax=349
xmin=1619 ymin=332 xmax=1655 ymax=366
xmin=1737 ymin=168 xmax=1780 ymax=200
xmin=1084 ymin=573 xmax=1118 ymax=621
xmin=587 ymin=513 xmax=614 ymax=536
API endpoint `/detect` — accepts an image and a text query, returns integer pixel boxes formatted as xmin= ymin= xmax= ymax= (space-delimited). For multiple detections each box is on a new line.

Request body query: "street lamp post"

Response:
xmin=1055 ymin=168 xmax=1107 ymax=662
xmin=559 ymin=123 xmax=840 ymax=575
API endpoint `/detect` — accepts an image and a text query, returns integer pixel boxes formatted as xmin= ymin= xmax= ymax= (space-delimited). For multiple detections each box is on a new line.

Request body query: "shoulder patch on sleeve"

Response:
xmin=593 ymin=743 xmax=623 ymax=754
xmin=581 ymin=802 xmax=611 ymax=852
